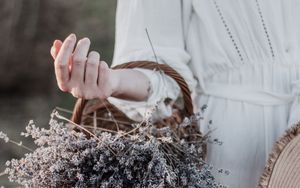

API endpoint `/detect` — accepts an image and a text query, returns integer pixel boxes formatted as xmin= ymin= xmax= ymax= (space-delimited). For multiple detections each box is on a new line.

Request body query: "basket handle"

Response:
xmin=71 ymin=61 xmax=194 ymax=124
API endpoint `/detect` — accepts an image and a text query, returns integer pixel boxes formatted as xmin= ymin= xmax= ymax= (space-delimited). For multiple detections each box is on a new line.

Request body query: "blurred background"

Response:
xmin=0 ymin=0 xmax=117 ymax=186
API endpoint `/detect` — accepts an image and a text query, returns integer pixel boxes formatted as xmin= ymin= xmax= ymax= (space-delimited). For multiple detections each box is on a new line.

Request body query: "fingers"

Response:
xmin=70 ymin=38 xmax=91 ymax=83
xmin=50 ymin=46 xmax=55 ymax=59
xmin=50 ymin=40 xmax=62 ymax=59
xmin=54 ymin=34 xmax=76 ymax=91
xmin=85 ymin=51 xmax=100 ymax=86
xmin=51 ymin=34 xmax=113 ymax=100
xmin=98 ymin=61 xmax=110 ymax=98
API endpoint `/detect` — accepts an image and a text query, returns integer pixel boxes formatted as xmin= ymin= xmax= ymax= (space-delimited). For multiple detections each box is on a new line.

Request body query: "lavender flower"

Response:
xmin=0 ymin=132 xmax=9 ymax=143
xmin=3 ymin=111 xmax=223 ymax=188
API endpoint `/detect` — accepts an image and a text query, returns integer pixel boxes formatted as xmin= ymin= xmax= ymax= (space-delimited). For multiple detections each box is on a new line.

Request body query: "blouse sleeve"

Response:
xmin=107 ymin=0 xmax=197 ymax=121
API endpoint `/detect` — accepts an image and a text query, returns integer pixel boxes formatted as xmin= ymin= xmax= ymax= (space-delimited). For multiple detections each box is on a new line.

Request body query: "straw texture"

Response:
xmin=71 ymin=61 xmax=205 ymax=157
xmin=259 ymin=122 xmax=300 ymax=188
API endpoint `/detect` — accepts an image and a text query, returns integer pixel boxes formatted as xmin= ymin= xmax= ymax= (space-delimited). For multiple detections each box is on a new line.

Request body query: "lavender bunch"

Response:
xmin=3 ymin=111 xmax=223 ymax=188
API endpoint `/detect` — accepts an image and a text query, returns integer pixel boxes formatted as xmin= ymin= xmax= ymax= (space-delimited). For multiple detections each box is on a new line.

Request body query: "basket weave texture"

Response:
xmin=71 ymin=61 xmax=205 ymax=158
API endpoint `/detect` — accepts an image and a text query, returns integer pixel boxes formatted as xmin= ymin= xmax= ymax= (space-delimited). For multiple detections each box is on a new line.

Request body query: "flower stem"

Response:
xmin=8 ymin=140 xmax=33 ymax=152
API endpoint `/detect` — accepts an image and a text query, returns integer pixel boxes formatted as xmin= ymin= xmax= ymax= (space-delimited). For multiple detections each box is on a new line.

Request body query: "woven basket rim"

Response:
xmin=71 ymin=61 xmax=195 ymax=124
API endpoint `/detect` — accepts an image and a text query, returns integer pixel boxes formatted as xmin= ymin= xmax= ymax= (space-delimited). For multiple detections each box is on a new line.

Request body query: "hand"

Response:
xmin=50 ymin=33 xmax=119 ymax=100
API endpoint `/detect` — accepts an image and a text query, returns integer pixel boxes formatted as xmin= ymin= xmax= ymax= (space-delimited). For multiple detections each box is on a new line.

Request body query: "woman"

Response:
xmin=50 ymin=0 xmax=300 ymax=187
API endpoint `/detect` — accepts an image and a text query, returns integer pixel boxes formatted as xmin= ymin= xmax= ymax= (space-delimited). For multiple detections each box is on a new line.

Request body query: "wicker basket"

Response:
xmin=70 ymin=61 xmax=205 ymax=158
xmin=259 ymin=122 xmax=300 ymax=187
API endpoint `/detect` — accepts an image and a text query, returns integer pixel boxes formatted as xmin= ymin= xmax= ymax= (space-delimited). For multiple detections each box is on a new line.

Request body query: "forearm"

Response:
xmin=111 ymin=69 xmax=151 ymax=101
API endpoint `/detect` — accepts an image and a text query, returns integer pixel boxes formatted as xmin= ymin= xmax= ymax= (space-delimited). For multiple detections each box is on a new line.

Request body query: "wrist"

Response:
xmin=110 ymin=69 xmax=123 ymax=98
xmin=109 ymin=68 xmax=151 ymax=101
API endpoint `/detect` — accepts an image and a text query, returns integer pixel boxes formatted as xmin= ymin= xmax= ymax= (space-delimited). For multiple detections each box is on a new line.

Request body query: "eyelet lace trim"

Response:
xmin=255 ymin=0 xmax=275 ymax=58
xmin=212 ymin=0 xmax=244 ymax=62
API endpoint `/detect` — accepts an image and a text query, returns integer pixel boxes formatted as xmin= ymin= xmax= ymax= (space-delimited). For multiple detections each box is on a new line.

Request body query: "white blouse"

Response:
xmin=108 ymin=0 xmax=300 ymax=187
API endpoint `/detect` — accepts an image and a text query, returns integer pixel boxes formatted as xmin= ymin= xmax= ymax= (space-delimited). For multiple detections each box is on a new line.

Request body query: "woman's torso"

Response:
xmin=182 ymin=0 xmax=300 ymax=187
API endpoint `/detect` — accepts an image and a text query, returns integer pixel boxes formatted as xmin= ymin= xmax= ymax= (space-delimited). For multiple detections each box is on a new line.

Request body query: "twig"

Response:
xmin=0 ymin=171 xmax=6 ymax=177
xmin=145 ymin=28 xmax=158 ymax=63
xmin=0 ymin=132 xmax=33 ymax=152
xmin=93 ymin=111 xmax=97 ymax=133
xmin=101 ymin=101 xmax=120 ymax=132
xmin=8 ymin=140 xmax=33 ymax=152
xmin=55 ymin=106 xmax=133 ymax=125
xmin=161 ymin=146 xmax=176 ymax=169
xmin=81 ymin=125 xmax=118 ymax=134
xmin=119 ymin=123 xmax=142 ymax=138
xmin=55 ymin=111 xmax=99 ymax=141
xmin=55 ymin=106 xmax=73 ymax=114
xmin=54 ymin=111 xmax=117 ymax=156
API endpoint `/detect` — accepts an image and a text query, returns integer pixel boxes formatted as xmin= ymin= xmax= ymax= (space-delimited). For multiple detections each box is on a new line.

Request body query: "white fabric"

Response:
xmin=108 ymin=68 xmax=181 ymax=122
xmin=109 ymin=0 xmax=300 ymax=187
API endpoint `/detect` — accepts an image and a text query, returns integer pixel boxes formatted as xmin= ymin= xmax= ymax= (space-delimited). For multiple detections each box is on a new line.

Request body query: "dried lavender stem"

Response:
xmin=0 ymin=131 xmax=33 ymax=152
xmin=4 ymin=109 xmax=219 ymax=187
xmin=119 ymin=123 xmax=141 ymax=138
xmin=81 ymin=125 xmax=118 ymax=134
xmin=93 ymin=111 xmax=97 ymax=133
xmin=54 ymin=111 xmax=117 ymax=156
xmin=145 ymin=28 xmax=158 ymax=63
xmin=89 ymin=116 xmax=133 ymax=125
xmin=8 ymin=140 xmax=33 ymax=152
xmin=0 ymin=171 xmax=6 ymax=177
xmin=101 ymin=101 xmax=120 ymax=131
xmin=55 ymin=106 xmax=133 ymax=125
xmin=55 ymin=106 xmax=73 ymax=114
xmin=54 ymin=111 xmax=100 ymax=141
